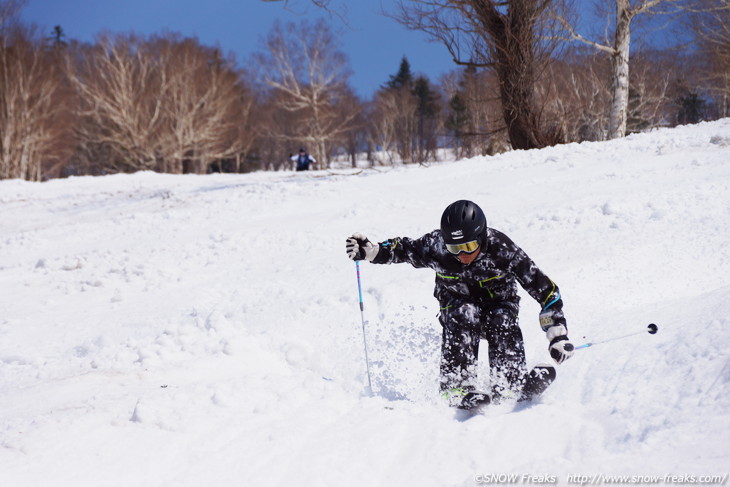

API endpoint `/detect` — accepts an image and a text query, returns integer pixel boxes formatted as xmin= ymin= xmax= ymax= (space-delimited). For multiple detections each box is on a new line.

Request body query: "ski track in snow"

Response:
xmin=1 ymin=120 xmax=729 ymax=486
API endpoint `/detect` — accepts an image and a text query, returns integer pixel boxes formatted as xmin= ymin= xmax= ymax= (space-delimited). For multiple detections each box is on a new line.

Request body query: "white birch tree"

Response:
xmin=0 ymin=0 xmax=68 ymax=180
xmin=68 ymin=33 xmax=254 ymax=174
xmin=558 ymin=0 xmax=692 ymax=139
xmin=67 ymin=33 xmax=167 ymax=172
xmin=254 ymin=19 xmax=358 ymax=167
xmin=156 ymin=37 xmax=253 ymax=174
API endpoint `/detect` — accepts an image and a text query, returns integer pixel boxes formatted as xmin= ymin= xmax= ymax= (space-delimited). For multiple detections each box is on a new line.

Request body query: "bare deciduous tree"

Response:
xmin=625 ymin=51 xmax=673 ymax=132
xmin=67 ymin=33 xmax=255 ymax=174
xmin=254 ymin=19 xmax=358 ymax=167
xmin=67 ymin=33 xmax=167 ymax=172
xmin=259 ymin=0 xmax=344 ymax=18
xmin=261 ymin=0 xmax=333 ymax=7
xmin=688 ymin=0 xmax=730 ymax=116
xmin=331 ymin=87 xmax=365 ymax=168
xmin=367 ymin=89 xmax=408 ymax=165
xmin=538 ymin=48 xmax=611 ymax=141
xmin=391 ymin=0 xmax=564 ymax=150
xmin=557 ymin=0 xmax=697 ymax=139
xmin=443 ymin=66 xmax=505 ymax=157
xmin=0 ymin=0 xmax=69 ymax=180
xmin=157 ymin=37 xmax=253 ymax=174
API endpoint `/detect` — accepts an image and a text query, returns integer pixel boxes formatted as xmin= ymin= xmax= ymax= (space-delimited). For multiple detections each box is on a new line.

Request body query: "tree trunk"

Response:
xmin=608 ymin=0 xmax=632 ymax=139
xmin=496 ymin=58 xmax=543 ymax=150
xmin=482 ymin=3 xmax=546 ymax=150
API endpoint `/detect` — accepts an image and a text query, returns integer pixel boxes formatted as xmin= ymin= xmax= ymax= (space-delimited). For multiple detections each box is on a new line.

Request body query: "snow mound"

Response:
xmin=1 ymin=120 xmax=729 ymax=486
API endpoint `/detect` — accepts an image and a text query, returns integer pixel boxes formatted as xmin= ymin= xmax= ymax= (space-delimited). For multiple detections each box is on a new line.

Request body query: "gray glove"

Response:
xmin=346 ymin=233 xmax=379 ymax=262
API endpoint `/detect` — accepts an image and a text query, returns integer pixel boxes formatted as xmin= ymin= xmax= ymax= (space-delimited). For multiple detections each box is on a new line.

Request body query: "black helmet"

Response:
xmin=440 ymin=200 xmax=487 ymax=247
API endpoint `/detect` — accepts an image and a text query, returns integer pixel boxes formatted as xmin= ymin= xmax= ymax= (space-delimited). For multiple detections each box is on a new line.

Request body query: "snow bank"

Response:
xmin=1 ymin=120 xmax=729 ymax=486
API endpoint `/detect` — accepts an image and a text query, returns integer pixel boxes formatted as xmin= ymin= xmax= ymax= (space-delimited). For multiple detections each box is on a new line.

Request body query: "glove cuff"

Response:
xmin=363 ymin=242 xmax=380 ymax=262
xmin=545 ymin=324 xmax=568 ymax=342
xmin=549 ymin=335 xmax=569 ymax=347
xmin=539 ymin=310 xmax=555 ymax=331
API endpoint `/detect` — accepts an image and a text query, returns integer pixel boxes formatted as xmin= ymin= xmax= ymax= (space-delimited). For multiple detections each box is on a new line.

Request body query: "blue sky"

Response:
xmin=20 ymin=0 xmax=456 ymax=98
xmin=20 ymin=1 xmax=682 ymax=99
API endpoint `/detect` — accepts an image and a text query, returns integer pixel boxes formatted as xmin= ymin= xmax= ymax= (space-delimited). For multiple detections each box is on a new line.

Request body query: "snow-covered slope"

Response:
xmin=1 ymin=121 xmax=729 ymax=486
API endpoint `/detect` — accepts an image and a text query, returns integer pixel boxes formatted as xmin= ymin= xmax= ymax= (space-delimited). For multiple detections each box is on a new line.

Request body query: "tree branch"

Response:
xmin=555 ymin=15 xmax=616 ymax=55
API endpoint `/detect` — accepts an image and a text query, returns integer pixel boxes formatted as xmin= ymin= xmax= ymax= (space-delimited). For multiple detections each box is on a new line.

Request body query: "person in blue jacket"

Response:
xmin=291 ymin=148 xmax=317 ymax=171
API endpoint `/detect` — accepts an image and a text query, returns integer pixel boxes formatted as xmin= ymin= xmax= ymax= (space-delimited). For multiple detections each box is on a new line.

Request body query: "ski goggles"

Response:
xmin=445 ymin=240 xmax=480 ymax=255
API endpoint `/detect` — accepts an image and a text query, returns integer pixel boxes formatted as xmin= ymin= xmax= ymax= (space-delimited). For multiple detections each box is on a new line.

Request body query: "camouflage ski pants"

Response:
xmin=438 ymin=302 xmax=528 ymax=397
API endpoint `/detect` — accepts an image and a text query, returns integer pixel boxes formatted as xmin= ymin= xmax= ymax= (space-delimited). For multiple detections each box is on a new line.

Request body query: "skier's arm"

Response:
xmin=509 ymin=247 xmax=564 ymax=323
xmin=345 ymin=232 xmax=435 ymax=269
xmin=370 ymin=233 xmax=435 ymax=269
xmin=511 ymin=246 xmax=574 ymax=364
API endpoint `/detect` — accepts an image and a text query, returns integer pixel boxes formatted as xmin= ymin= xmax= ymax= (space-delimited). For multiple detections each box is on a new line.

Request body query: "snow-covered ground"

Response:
xmin=1 ymin=121 xmax=729 ymax=487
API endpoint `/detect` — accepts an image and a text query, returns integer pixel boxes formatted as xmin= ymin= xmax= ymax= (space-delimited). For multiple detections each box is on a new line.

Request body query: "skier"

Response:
xmin=291 ymin=148 xmax=317 ymax=171
xmin=345 ymin=200 xmax=574 ymax=408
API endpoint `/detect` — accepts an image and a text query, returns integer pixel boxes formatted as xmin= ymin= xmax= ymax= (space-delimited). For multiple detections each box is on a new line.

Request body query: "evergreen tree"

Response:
xmin=412 ymin=76 xmax=439 ymax=119
xmin=446 ymin=92 xmax=468 ymax=134
xmin=376 ymin=58 xmax=440 ymax=163
xmin=386 ymin=57 xmax=413 ymax=90
xmin=446 ymin=92 xmax=469 ymax=156
xmin=446 ymin=66 xmax=487 ymax=158
xmin=676 ymin=91 xmax=706 ymax=125
xmin=48 ymin=25 xmax=67 ymax=49
xmin=412 ymin=76 xmax=440 ymax=162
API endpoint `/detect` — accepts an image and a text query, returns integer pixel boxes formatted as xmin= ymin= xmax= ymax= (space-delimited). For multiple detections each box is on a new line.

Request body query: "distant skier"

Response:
xmin=291 ymin=148 xmax=317 ymax=171
xmin=345 ymin=200 xmax=574 ymax=408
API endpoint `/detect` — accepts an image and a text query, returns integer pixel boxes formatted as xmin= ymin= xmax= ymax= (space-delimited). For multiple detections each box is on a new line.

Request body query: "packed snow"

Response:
xmin=1 ymin=120 xmax=729 ymax=486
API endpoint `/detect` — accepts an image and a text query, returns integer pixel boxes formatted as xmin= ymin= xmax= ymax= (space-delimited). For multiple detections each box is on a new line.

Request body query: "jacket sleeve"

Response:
xmin=371 ymin=233 xmax=437 ymax=269
xmin=510 ymin=246 xmax=567 ymax=331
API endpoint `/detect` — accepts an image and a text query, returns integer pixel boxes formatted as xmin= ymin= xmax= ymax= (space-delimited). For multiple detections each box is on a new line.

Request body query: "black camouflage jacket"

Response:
xmin=371 ymin=228 xmax=566 ymax=329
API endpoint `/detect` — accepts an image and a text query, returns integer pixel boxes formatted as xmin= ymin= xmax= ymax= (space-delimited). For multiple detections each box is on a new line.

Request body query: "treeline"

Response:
xmin=0 ymin=0 xmax=728 ymax=181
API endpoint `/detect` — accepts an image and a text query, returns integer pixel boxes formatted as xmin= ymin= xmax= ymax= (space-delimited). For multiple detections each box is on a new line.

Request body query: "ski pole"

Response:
xmin=575 ymin=323 xmax=658 ymax=350
xmin=355 ymin=261 xmax=373 ymax=393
